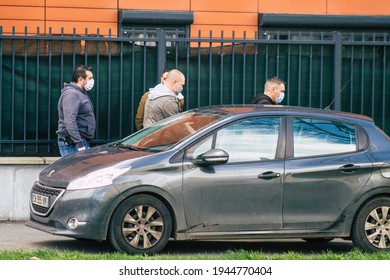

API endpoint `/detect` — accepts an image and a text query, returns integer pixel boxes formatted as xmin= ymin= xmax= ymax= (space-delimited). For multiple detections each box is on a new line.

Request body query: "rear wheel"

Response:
xmin=109 ymin=194 xmax=172 ymax=254
xmin=351 ymin=197 xmax=390 ymax=252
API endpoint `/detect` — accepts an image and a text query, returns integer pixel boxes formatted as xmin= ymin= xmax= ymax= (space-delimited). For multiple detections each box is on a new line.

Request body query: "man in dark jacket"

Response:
xmin=56 ymin=65 xmax=96 ymax=157
xmin=252 ymin=77 xmax=286 ymax=105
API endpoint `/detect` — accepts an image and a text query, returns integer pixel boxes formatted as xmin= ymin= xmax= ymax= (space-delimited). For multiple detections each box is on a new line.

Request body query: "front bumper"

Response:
xmin=27 ymin=183 xmax=121 ymax=241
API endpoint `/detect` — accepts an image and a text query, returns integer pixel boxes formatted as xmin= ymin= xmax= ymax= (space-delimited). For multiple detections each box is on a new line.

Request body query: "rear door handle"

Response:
xmin=339 ymin=164 xmax=361 ymax=173
xmin=258 ymin=171 xmax=281 ymax=180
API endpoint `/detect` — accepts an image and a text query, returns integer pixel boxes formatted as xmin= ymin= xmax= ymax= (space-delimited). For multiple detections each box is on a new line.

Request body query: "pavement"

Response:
xmin=0 ymin=221 xmax=115 ymax=253
xmin=0 ymin=221 xmax=355 ymax=255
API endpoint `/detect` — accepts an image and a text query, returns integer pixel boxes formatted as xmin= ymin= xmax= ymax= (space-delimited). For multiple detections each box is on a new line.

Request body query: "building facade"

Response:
xmin=1 ymin=0 xmax=390 ymax=37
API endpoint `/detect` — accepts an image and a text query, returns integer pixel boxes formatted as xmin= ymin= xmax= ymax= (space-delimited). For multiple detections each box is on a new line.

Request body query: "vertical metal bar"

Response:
xmin=309 ymin=43 xmax=313 ymax=107
xmin=95 ymin=29 xmax=101 ymax=140
xmin=253 ymin=38 xmax=258 ymax=98
xmin=350 ymin=46 xmax=354 ymax=112
xmin=360 ymin=45 xmax=365 ymax=114
xmin=48 ymin=28 xmax=53 ymax=153
xmin=231 ymin=31 xmax=235 ymax=104
xmin=265 ymin=41 xmax=269 ymax=78
xmin=208 ymin=31 xmax=213 ymax=105
xmin=0 ymin=26 xmax=3 ymax=152
xmin=72 ymin=28 xmax=76 ymax=67
xmin=131 ymin=37 xmax=135 ymax=132
xmin=185 ymin=37 xmax=190 ymax=110
xmin=156 ymin=29 xmax=167 ymax=83
xmin=197 ymin=30 xmax=201 ymax=107
xmin=332 ymin=32 xmax=343 ymax=111
xmin=107 ymin=29 xmax=112 ymax=141
xmin=119 ymin=38 xmax=124 ymax=138
xmin=220 ymin=31 xmax=224 ymax=104
xmin=371 ymin=42 xmax=376 ymax=118
xmin=320 ymin=33 xmax=324 ymax=108
xmin=35 ymin=27 xmax=40 ymax=153
xmin=84 ymin=28 xmax=88 ymax=63
xmin=143 ymin=29 xmax=147 ymax=91
xmin=23 ymin=27 xmax=28 ymax=153
xmin=242 ymin=31 xmax=247 ymax=103
xmin=287 ymin=31 xmax=291 ymax=105
xmin=11 ymin=26 xmax=15 ymax=152
xmin=60 ymin=28 xmax=64 ymax=87
xmin=382 ymin=45 xmax=387 ymax=131
xmin=298 ymin=42 xmax=302 ymax=106
xmin=276 ymin=31 xmax=280 ymax=76
xmin=175 ymin=29 xmax=179 ymax=68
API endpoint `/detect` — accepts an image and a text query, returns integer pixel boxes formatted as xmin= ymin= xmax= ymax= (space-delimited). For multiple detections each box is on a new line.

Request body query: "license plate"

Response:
xmin=32 ymin=193 xmax=49 ymax=208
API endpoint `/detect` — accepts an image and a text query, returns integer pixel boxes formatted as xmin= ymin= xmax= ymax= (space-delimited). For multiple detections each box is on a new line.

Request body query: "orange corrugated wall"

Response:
xmin=0 ymin=0 xmax=389 ymax=36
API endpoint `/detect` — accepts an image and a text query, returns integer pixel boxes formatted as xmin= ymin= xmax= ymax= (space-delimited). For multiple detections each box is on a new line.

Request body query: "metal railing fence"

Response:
xmin=0 ymin=27 xmax=389 ymax=156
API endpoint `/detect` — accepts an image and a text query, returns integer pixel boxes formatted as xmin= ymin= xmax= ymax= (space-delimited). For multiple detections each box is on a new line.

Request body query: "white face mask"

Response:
xmin=175 ymin=84 xmax=183 ymax=94
xmin=276 ymin=93 xmax=285 ymax=104
xmin=84 ymin=79 xmax=94 ymax=91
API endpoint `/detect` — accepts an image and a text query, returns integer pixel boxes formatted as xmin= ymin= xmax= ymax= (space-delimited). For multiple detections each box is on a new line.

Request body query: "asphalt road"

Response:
xmin=0 ymin=221 xmax=355 ymax=255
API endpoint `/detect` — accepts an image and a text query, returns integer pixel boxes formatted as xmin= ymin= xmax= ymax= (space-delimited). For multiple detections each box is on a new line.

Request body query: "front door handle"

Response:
xmin=339 ymin=164 xmax=361 ymax=173
xmin=258 ymin=171 xmax=281 ymax=180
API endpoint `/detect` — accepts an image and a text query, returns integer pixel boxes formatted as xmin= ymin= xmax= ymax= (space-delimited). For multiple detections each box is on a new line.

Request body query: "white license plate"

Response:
xmin=32 ymin=193 xmax=49 ymax=208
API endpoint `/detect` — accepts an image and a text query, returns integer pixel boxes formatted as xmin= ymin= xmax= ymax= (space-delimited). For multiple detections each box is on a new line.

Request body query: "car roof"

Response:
xmin=193 ymin=105 xmax=374 ymax=123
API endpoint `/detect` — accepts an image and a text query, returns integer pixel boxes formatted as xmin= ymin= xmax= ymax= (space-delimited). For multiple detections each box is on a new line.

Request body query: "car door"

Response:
xmin=182 ymin=116 xmax=285 ymax=232
xmin=283 ymin=117 xmax=373 ymax=230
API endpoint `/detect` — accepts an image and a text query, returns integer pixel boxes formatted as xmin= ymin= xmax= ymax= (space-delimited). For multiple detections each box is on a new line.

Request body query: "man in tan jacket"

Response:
xmin=143 ymin=69 xmax=186 ymax=129
xmin=135 ymin=70 xmax=184 ymax=130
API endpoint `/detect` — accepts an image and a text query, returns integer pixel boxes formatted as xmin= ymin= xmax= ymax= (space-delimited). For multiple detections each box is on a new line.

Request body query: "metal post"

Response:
xmin=332 ymin=32 xmax=342 ymax=110
xmin=156 ymin=29 xmax=166 ymax=83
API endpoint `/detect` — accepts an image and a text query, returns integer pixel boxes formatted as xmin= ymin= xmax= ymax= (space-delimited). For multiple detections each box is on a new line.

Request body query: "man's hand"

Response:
xmin=77 ymin=146 xmax=86 ymax=152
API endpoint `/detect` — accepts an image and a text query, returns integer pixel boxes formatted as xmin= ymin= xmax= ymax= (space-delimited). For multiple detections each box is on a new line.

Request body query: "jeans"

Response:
xmin=58 ymin=138 xmax=89 ymax=157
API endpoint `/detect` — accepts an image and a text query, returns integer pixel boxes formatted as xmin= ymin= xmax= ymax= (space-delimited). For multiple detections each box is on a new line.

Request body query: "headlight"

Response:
xmin=67 ymin=165 xmax=131 ymax=190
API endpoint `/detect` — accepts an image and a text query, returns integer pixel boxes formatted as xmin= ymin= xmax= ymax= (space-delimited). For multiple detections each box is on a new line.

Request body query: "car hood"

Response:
xmin=39 ymin=145 xmax=153 ymax=188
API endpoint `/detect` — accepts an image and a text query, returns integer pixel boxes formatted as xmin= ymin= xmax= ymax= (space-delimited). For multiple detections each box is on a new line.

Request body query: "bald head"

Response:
xmin=165 ymin=69 xmax=185 ymax=95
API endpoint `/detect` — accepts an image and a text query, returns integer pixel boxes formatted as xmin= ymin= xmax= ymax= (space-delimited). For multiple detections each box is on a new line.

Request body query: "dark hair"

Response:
xmin=266 ymin=77 xmax=286 ymax=86
xmin=72 ymin=65 xmax=93 ymax=83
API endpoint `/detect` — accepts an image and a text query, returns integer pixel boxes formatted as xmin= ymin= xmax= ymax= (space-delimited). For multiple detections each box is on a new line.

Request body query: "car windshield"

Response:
xmin=117 ymin=108 xmax=230 ymax=152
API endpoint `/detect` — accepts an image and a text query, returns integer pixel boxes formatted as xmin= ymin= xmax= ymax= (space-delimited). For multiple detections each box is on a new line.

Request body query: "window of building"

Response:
xmin=118 ymin=10 xmax=193 ymax=46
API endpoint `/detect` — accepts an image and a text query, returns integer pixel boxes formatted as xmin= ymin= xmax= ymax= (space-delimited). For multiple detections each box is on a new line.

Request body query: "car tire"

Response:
xmin=108 ymin=194 xmax=172 ymax=254
xmin=351 ymin=197 xmax=390 ymax=252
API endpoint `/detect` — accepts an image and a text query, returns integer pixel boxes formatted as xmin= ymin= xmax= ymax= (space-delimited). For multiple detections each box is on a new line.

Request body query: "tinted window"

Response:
xmin=187 ymin=117 xmax=280 ymax=163
xmin=293 ymin=118 xmax=356 ymax=157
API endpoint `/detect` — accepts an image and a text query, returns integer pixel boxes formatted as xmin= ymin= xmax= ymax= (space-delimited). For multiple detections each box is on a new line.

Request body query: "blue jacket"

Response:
xmin=56 ymin=83 xmax=96 ymax=148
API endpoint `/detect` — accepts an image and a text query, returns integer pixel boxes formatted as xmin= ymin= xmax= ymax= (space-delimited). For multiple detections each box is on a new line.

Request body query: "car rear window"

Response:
xmin=293 ymin=118 xmax=356 ymax=157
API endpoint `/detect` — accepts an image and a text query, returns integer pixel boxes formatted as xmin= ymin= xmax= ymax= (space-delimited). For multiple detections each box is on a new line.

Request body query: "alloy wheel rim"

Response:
xmin=364 ymin=206 xmax=390 ymax=249
xmin=122 ymin=205 xmax=164 ymax=249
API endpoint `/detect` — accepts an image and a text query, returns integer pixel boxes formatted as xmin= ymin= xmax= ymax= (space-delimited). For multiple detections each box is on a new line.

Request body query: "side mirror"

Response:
xmin=192 ymin=149 xmax=229 ymax=166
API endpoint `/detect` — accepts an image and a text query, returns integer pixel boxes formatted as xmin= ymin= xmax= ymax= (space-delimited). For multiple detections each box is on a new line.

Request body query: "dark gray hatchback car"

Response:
xmin=27 ymin=105 xmax=390 ymax=254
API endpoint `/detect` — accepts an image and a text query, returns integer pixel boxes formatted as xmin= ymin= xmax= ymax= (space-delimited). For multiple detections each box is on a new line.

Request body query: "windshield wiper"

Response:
xmin=115 ymin=144 xmax=143 ymax=151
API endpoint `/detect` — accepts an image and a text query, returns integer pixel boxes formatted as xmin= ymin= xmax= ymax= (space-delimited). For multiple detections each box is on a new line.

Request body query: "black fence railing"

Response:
xmin=0 ymin=27 xmax=389 ymax=156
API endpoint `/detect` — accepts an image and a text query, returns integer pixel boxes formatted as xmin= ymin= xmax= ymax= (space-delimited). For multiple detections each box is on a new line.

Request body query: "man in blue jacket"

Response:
xmin=56 ymin=65 xmax=96 ymax=157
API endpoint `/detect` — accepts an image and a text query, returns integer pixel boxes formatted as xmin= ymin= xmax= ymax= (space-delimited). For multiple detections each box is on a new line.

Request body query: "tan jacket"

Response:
xmin=135 ymin=92 xmax=184 ymax=130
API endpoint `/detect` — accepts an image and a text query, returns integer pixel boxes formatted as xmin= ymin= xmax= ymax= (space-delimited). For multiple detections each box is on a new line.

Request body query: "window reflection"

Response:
xmin=187 ymin=117 xmax=280 ymax=163
xmin=293 ymin=118 xmax=356 ymax=157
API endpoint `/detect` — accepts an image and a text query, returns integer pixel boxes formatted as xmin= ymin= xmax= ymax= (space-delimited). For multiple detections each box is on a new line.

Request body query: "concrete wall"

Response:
xmin=0 ymin=157 xmax=59 ymax=221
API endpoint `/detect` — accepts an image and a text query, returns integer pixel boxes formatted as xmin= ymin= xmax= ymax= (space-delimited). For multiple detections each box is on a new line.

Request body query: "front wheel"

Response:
xmin=351 ymin=197 xmax=390 ymax=252
xmin=108 ymin=194 xmax=172 ymax=254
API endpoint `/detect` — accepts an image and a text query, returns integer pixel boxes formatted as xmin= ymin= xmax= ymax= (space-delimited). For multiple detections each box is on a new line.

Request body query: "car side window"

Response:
xmin=187 ymin=117 xmax=280 ymax=163
xmin=293 ymin=118 xmax=356 ymax=157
